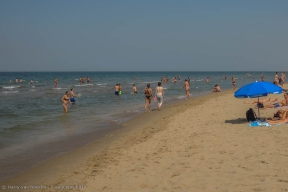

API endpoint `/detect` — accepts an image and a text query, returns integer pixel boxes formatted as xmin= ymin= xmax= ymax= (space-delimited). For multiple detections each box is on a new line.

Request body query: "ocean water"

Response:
xmin=0 ymin=71 xmax=278 ymax=180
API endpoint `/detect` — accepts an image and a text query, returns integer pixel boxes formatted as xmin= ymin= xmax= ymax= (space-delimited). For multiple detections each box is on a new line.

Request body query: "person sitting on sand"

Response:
xmin=211 ymin=84 xmax=220 ymax=93
xmin=266 ymin=109 xmax=288 ymax=124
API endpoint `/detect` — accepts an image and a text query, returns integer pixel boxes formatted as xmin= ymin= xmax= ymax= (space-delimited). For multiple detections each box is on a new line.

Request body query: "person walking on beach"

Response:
xmin=279 ymin=72 xmax=286 ymax=87
xmin=182 ymin=79 xmax=190 ymax=100
xmin=62 ymin=91 xmax=72 ymax=112
xmin=231 ymin=76 xmax=236 ymax=89
xmin=155 ymin=82 xmax=164 ymax=110
xmin=144 ymin=84 xmax=153 ymax=112
xmin=132 ymin=84 xmax=137 ymax=94
xmin=274 ymin=72 xmax=279 ymax=85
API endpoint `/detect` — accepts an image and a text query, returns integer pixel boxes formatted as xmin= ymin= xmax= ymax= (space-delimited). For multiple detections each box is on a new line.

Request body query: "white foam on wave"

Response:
xmin=97 ymin=83 xmax=106 ymax=85
xmin=2 ymin=91 xmax=19 ymax=94
xmin=74 ymin=84 xmax=94 ymax=87
xmin=52 ymin=88 xmax=64 ymax=90
xmin=3 ymin=86 xmax=20 ymax=89
xmin=138 ymin=81 xmax=158 ymax=84
xmin=177 ymin=95 xmax=186 ymax=99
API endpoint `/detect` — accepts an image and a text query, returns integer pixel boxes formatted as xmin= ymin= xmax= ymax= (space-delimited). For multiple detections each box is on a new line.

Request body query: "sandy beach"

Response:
xmin=1 ymin=85 xmax=288 ymax=192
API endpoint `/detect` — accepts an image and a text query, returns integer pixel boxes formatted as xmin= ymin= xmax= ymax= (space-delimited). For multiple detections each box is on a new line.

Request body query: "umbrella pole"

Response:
xmin=258 ymin=97 xmax=260 ymax=119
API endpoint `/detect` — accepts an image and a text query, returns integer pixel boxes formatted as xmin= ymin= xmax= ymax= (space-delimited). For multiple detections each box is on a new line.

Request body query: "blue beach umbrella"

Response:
xmin=234 ymin=81 xmax=282 ymax=119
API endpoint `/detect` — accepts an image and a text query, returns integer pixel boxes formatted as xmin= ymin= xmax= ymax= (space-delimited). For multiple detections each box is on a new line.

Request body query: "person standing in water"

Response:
xmin=69 ymin=88 xmax=77 ymax=103
xmin=114 ymin=84 xmax=120 ymax=96
xmin=182 ymin=79 xmax=190 ymax=100
xmin=54 ymin=78 xmax=58 ymax=88
xmin=132 ymin=84 xmax=137 ymax=94
xmin=155 ymin=82 xmax=164 ymax=110
xmin=62 ymin=91 xmax=72 ymax=112
xmin=206 ymin=77 xmax=209 ymax=83
xmin=144 ymin=84 xmax=153 ymax=112
xmin=119 ymin=83 xmax=122 ymax=95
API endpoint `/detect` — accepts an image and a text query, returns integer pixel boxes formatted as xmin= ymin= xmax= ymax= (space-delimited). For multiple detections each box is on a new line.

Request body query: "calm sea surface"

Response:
xmin=0 ymin=71 xmax=278 ymax=180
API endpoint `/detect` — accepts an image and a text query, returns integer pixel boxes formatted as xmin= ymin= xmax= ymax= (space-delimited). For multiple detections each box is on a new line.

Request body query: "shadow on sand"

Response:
xmin=225 ymin=118 xmax=248 ymax=124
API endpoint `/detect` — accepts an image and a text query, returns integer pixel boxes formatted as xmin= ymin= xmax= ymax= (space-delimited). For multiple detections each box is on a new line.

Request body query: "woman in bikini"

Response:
xmin=182 ymin=79 xmax=190 ymax=100
xmin=62 ymin=91 xmax=72 ymax=112
xmin=144 ymin=84 xmax=153 ymax=112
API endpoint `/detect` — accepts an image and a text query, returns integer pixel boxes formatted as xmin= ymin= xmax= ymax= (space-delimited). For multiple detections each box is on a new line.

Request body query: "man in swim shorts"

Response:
xmin=114 ymin=84 xmax=120 ymax=96
xmin=69 ymin=88 xmax=77 ymax=103
xmin=155 ymin=82 xmax=164 ymax=110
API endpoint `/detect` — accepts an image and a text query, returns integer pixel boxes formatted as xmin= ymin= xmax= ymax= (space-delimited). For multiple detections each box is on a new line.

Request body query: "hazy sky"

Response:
xmin=1 ymin=0 xmax=288 ymax=71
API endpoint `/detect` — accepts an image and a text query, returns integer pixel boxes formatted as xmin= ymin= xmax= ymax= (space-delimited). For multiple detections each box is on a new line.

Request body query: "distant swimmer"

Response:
xmin=30 ymin=79 xmax=34 ymax=84
xmin=206 ymin=77 xmax=209 ymax=83
xmin=54 ymin=78 xmax=58 ymax=88
xmin=224 ymin=74 xmax=227 ymax=80
xmin=181 ymin=79 xmax=190 ymax=100
xmin=231 ymin=76 xmax=236 ymax=89
xmin=114 ymin=84 xmax=120 ymax=96
xmin=178 ymin=75 xmax=180 ymax=80
xmin=261 ymin=74 xmax=265 ymax=82
xmin=62 ymin=91 xmax=72 ymax=112
xmin=87 ymin=77 xmax=91 ymax=83
xmin=132 ymin=84 xmax=137 ymax=94
xmin=9 ymin=79 xmax=12 ymax=84
xmin=69 ymin=88 xmax=77 ymax=103
xmin=79 ymin=77 xmax=82 ymax=85
xmin=20 ymin=79 xmax=23 ymax=83
xmin=15 ymin=78 xmax=18 ymax=84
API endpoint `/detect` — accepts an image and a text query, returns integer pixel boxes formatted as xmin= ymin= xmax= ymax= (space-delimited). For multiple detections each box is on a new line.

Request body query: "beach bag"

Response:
xmin=246 ymin=108 xmax=257 ymax=122
xmin=144 ymin=88 xmax=151 ymax=97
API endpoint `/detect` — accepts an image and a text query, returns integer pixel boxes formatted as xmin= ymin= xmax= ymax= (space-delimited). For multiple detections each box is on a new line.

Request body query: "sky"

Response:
xmin=1 ymin=0 xmax=288 ymax=72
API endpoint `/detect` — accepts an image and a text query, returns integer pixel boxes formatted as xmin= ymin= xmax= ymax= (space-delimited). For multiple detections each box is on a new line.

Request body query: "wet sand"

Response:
xmin=1 ymin=85 xmax=288 ymax=192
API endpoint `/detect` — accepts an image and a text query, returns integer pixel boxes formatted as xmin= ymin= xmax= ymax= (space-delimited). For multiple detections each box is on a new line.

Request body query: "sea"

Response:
xmin=0 ymin=71 xmax=278 ymax=181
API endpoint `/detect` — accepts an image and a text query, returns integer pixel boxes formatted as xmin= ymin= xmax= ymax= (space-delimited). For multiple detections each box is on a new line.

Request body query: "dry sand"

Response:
xmin=1 ymin=85 xmax=288 ymax=192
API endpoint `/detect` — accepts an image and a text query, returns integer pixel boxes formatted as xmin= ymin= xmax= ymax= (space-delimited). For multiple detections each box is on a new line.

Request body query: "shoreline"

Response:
xmin=0 ymin=90 xmax=232 ymax=187
xmin=2 ymin=85 xmax=288 ymax=191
